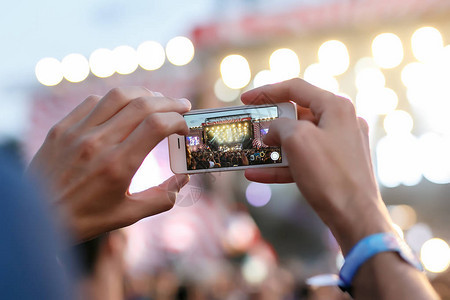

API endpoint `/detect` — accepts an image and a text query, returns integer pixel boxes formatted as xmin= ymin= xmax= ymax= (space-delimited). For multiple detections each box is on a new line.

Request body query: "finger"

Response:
xmin=245 ymin=167 xmax=293 ymax=183
xmin=241 ymin=78 xmax=357 ymax=129
xmin=123 ymin=174 xmax=190 ymax=222
xmin=118 ymin=112 xmax=189 ymax=173
xmin=297 ymin=105 xmax=317 ymax=123
xmin=80 ymin=87 xmax=155 ymax=128
xmin=54 ymin=95 xmax=101 ymax=130
xmin=98 ymin=96 xmax=191 ymax=144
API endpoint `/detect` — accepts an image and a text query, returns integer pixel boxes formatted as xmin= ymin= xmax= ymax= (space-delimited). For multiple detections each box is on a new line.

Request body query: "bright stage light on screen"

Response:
xmin=421 ymin=238 xmax=450 ymax=273
xmin=166 ymin=36 xmax=195 ymax=66
xmin=411 ymin=26 xmax=444 ymax=63
xmin=372 ymin=33 xmax=404 ymax=69
xmin=221 ymin=54 xmax=251 ymax=89
xmin=137 ymin=41 xmax=165 ymax=71
xmin=61 ymin=53 xmax=90 ymax=83
xmin=269 ymin=48 xmax=300 ymax=81
xmin=214 ymin=78 xmax=240 ymax=102
xmin=303 ymin=63 xmax=339 ymax=93
xmin=89 ymin=48 xmax=115 ymax=78
xmin=253 ymin=70 xmax=277 ymax=88
xmin=113 ymin=45 xmax=138 ymax=75
xmin=318 ymin=40 xmax=349 ymax=76
xmin=35 ymin=57 xmax=63 ymax=86
xmin=355 ymin=68 xmax=385 ymax=91
xmin=419 ymin=133 xmax=450 ymax=184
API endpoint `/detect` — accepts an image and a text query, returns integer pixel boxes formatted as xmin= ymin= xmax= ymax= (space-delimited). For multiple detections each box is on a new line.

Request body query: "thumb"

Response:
xmin=124 ymin=174 xmax=190 ymax=222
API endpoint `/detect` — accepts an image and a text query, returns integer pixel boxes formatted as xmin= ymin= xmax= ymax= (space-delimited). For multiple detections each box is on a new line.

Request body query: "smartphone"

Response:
xmin=169 ymin=102 xmax=297 ymax=174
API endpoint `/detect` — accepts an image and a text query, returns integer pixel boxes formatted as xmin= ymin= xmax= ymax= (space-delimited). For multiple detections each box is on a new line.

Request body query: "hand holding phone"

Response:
xmin=169 ymin=103 xmax=297 ymax=174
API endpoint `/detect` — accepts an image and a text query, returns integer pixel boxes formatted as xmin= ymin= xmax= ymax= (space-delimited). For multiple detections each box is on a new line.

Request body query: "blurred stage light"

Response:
xmin=411 ymin=26 xmax=444 ymax=63
xmin=401 ymin=62 xmax=425 ymax=88
xmin=269 ymin=48 xmax=300 ymax=81
xmin=318 ymin=40 xmax=349 ymax=76
xmin=89 ymin=48 xmax=115 ymax=78
xmin=166 ymin=36 xmax=195 ymax=66
xmin=113 ymin=45 xmax=138 ymax=75
xmin=388 ymin=205 xmax=417 ymax=230
xmin=61 ymin=53 xmax=90 ymax=83
xmin=137 ymin=41 xmax=165 ymax=71
xmin=356 ymin=87 xmax=398 ymax=116
xmin=406 ymin=223 xmax=434 ymax=253
xmin=303 ymin=63 xmax=339 ymax=93
xmin=372 ymin=33 xmax=404 ymax=69
xmin=355 ymin=67 xmax=385 ymax=91
xmin=383 ymin=110 xmax=413 ymax=135
xmin=354 ymin=57 xmax=378 ymax=74
xmin=420 ymin=238 xmax=450 ymax=273
xmin=226 ymin=213 xmax=258 ymax=252
xmin=162 ymin=216 xmax=196 ymax=253
xmin=419 ymin=133 xmax=450 ymax=184
xmin=242 ymin=255 xmax=268 ymax=285
xmin=220 ymin=54 xmax=251 ymax=89
xmin=35 ymin=57 xmax=63 ymax=86
xmin=214 ymin=78 xmax=240 ymax=102
xmin=253 ymin=70 xmax=277 ymax=88
xmin=245 ymin=182 xmax=272 ymax=207
xmin=376 ymin=134 xmax=421 ymax=187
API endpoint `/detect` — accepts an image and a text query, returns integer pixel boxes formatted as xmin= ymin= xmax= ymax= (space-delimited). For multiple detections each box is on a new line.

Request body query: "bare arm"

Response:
xmin=241 ymin=78 xmax=439 ymax=300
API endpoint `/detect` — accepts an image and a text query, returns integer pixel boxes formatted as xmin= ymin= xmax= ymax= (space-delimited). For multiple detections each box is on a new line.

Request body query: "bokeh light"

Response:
xmin=356 ymin=87 xmax=398 ymax=116
xmin=411 ymin=26 xmax=444 ymax=63
xmin=388 ymin=205 xmax=417 ymax=230
xmin=113 ymin=45 xmax=138 ymax=75
xmin=318 ymin=40 xmax=349 ymax=76
xmin=419 ymin=133 xmax=450 ymax=184
xmin=269 ymin=48 xmax=300 ymax=81
xmin=214 ymin=78 xmax=240 ymax=102
xmin=401 ymin=62 xmax=425 ymax=88
xmin=166 ymin=36 xmax=195 ymax=66
xmin=355 ymin=67 xmax=386 ymax=91
xmin=303 ymin=63 xmax=339 ymax=93
xmin=420 ymin=238 xmax=450 ymax=273
xmin=35 ymin=57 xmax=63 ymax=86
xmin=226 ymin=214 xmax=258 ymax=252
xmin=406 ymin=223 xmax=433 ymax=253
xmin=372 ymin=33 xmax=404 ymax=69
xmin=137 ymin=41 xmax=165 ymax=71
xmin=242 ymin=255 xmax=268 ymax=285
xmin=89 ymin=48 xmax=115 ymax=78
xmin=376 ymin=134 xmax=421 ymax=187
xmin=383 ymin=110 xmax=413 ymax=135
xmin=220 ymin=54 xmax=251 ymax=89
xmin=61 ymin=53 xmax=90 ymax=83
xmin=253 ymin=70 xmax=277 ymax=88
xmin=245 ymin=182 xmax=272 ymax=207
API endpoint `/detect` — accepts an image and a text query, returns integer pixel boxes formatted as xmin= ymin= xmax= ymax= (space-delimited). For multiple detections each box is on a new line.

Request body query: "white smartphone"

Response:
xmin=169 ymin=102 xmax=297 ymax=174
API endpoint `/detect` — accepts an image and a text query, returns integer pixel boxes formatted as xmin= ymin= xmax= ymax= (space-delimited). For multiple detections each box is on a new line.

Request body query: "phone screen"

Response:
xmin=183 ymin=105 xmax=282 ymax=170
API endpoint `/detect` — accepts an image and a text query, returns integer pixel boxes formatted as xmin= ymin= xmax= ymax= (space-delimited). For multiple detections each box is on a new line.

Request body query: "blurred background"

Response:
xmin=1 ymin=0 xmax=450 ymax=299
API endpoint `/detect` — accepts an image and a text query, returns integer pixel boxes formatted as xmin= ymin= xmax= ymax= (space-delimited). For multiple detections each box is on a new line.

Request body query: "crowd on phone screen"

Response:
xmin=186 ymin=146 xmax=282 ymax=170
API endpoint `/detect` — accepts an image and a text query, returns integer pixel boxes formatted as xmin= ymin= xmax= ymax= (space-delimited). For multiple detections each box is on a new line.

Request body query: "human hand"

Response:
xmin=241 ymin=79 xmax=394 ymax=254
xmin=28 ymin=87 xmax=191 ymax=242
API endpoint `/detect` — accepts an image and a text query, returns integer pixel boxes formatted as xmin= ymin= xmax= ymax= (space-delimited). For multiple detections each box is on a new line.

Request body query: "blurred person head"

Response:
xmin=75 ymin=231 xmax=127 ymax=300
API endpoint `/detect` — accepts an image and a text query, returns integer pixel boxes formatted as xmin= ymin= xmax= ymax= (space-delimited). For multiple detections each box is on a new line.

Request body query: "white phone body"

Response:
xmin=169 ymin=102 xmax=297 ymax=174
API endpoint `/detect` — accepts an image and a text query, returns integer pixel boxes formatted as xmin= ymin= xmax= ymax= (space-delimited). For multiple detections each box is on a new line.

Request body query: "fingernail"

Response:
xmin=178 ymin=98 xmax=192 ymax=109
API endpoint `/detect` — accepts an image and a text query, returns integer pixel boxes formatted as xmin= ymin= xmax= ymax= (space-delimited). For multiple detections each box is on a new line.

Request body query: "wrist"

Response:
xmin=327 ymin=193 xmax=395 ymax=255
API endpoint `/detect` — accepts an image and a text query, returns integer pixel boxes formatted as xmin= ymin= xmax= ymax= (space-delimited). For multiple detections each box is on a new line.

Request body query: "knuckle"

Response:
xmin=84 ymin=94 xmax=101 ymax=105
xmin=47 ymin=123 xmax=65 ymax=140
xmin=107 ymin=87 xmax=126 ymax=100
xmin=144 ymin=114 xmax=168 ymax=135
xmin=77 ymin=135 xmax=101 ymax=160
xmin=130 ymin=97 xmax=153 ymax=113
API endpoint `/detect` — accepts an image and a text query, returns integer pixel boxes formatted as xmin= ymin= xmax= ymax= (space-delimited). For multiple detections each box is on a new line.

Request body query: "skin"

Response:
xmin=241 ymin=78 xmax=439 ymax=300
xmin=28 ymin=87 xmax=191 ymax=242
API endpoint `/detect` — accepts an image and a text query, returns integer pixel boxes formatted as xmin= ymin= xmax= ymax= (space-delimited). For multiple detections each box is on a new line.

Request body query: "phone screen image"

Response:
xmin=183 ymin=105 xmax=282 ymax=171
